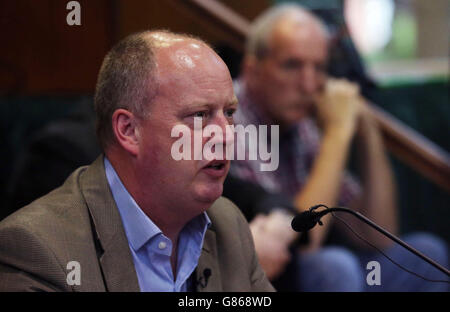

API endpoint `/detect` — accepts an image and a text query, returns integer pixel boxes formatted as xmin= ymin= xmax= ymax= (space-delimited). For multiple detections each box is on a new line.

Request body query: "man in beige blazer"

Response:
xmin=0 ymin=30 xmax=274 ymax=292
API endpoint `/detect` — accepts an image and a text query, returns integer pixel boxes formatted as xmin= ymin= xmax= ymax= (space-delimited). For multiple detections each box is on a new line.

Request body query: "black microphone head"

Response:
xmin=291 ymin=211 xmax=319 ymax=232
xmin=203 ymin=268 xmax=211 ymax=278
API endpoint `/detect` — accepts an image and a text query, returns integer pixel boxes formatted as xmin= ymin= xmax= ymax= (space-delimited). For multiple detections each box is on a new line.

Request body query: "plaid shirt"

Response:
xmin=229 ymin=79 xmax=362 ymax=208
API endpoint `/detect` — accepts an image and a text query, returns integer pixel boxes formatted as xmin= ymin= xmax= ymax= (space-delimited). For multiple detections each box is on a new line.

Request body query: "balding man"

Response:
xmin=226 ymin=4 xmax=448 ymax=291
xmin=0 ymin=30 xmax=274 ymax=292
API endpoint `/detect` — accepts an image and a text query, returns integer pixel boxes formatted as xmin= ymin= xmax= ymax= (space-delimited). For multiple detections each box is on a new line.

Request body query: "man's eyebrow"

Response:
xmin=227 ymin=98 xmax=239 ymax=106
xmin=188 ymin=98 xmax=238 ymax=109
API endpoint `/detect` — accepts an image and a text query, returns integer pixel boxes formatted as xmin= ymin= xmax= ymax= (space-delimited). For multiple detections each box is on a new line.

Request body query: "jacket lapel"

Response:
xmin=196 ymin=227 xmax=222 ymax=292
xmin=80 ymin=156 xmax=140 ymax=292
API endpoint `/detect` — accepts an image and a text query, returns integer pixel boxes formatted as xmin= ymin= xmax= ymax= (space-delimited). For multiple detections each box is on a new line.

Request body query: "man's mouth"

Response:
xmin=202 ymin=160 xmax=228 ymax=177
xmin=205 ymin=162 xmax=225 ymax=170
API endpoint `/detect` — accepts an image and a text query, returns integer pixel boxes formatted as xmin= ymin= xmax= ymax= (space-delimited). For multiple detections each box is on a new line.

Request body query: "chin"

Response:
xmin=194 ymin=183 xmax=224 ymax=205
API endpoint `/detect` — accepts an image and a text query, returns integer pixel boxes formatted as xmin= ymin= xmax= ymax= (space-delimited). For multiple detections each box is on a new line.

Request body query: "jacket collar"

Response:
xmin=80 ymin=156 xmax=140 ymax=292
xmin=195 ymin=228 xmax=222 ymax=292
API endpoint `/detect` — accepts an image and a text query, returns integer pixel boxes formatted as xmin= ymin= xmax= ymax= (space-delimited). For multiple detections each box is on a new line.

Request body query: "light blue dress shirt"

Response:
xmin=104 ymin=157 xmax=211 ymax=292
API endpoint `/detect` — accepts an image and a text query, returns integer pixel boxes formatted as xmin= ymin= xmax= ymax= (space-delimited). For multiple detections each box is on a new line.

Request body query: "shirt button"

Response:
xmin=158 ymin=241 xmax=167 ymax=250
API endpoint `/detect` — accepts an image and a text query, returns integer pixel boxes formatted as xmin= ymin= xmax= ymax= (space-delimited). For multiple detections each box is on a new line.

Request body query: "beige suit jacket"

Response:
xmin=0 ymin=157 xmax=274 ymax=292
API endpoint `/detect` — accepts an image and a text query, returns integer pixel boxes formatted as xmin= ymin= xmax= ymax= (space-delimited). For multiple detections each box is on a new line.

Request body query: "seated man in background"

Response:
xmin=0 ymin=30 xmax=274 ymax=292
xmin=225 ymin=4 xmax=448 ymax=291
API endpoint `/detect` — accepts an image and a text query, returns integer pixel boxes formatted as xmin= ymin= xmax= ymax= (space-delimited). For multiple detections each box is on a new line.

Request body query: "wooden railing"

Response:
xmin=181 ymin=0 xmax=450 ymax=192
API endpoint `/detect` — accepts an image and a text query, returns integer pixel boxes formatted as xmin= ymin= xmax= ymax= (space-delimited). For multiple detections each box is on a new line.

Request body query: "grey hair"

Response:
xmin=246 ymin=3 xmax=329 ymax=59
xmin=94 ymin=31 xmax=157 ymax=150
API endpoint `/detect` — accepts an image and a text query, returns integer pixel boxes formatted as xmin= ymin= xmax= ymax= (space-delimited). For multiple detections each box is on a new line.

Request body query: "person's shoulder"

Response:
xmin=205 ymin=197 xmax=276 ymax=292
xmin=0 ymin=165 xmax=90 ymax=240
xmin=206 ymin=196 xmax=252 ymax=244
xmin=0 ymin=164 xmax=100 ymax=291
xmin=207 ymin=196 xmax=245 ymax=226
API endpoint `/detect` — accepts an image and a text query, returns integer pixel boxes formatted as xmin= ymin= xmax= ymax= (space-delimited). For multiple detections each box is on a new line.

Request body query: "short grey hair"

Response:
xmin=246 ymin=3 xmax=329 ymax=59
xmin=94 ymin=31 xmax=157 ymax=150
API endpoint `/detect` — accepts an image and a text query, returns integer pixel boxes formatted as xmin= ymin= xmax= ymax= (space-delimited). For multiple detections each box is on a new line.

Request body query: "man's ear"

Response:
xmin=111 ymin=109 xmax=140 ymax=156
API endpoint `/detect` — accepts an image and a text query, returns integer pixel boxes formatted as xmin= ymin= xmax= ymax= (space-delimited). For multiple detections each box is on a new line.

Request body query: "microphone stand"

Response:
xmin=294 ymin=206 xmax=450 ymax=277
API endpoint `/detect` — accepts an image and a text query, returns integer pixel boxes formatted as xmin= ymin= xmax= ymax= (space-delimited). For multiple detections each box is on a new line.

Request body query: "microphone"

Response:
xmin=196 ymin=268 xmax=212 ymax=288
xmin=291 ymin=207 xmax=326 ymax=232
xmin=291 ymin=205 xmax=450 ymax=277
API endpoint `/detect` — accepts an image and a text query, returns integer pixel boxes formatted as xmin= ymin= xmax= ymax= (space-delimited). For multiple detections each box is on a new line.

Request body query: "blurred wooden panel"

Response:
xmin=115 ymin=0 xmax=269 ymax=51
xmin=0 ymin=0 xmax=269 ymax=95
xmin=221 ymin=0 xmax=271 ymax=20
xmin=0 ymin=0 xmax=114 ymax=95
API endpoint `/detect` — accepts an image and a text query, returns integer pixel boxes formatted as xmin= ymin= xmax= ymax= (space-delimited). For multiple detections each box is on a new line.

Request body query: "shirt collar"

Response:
xmin=104 ymin=157 xmax=211 ymax=252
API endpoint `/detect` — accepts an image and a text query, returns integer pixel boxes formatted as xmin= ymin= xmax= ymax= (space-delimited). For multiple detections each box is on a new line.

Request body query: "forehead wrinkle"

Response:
xmin=186 ymin=96 xmax=238 ymax=109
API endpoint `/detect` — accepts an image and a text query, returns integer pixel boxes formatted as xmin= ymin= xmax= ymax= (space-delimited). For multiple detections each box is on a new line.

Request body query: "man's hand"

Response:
xmin=249 ymin=211 xmax=297 ymax=280
xmin=316 ymin=78 xmax=362 ymax=138
xmin=293 ymin=79 xmax=363 ymax=247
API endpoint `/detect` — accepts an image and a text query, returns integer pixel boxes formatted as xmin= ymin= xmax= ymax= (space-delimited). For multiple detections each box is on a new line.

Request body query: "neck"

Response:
xmin=105 ymin=150 xmax=189 ymax=242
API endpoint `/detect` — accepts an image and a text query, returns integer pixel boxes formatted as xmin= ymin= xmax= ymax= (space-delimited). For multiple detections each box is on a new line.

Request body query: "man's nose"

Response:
xmin=299 ymin=64 xmax=320 ymax=95
xmin=218 ymin=112 xmax=234 ymax=145
xmin=206 ymin=112 xmax=234 ymax=146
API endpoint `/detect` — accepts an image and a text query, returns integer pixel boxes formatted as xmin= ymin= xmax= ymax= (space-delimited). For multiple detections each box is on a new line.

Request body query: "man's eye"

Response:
xmin=193 ymin=111 xmax=208 ymax=118
xmin=225 ymin=108 xmax=236 ymax=118
xmin=280 ymin=59 xmax=302 ymax=71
